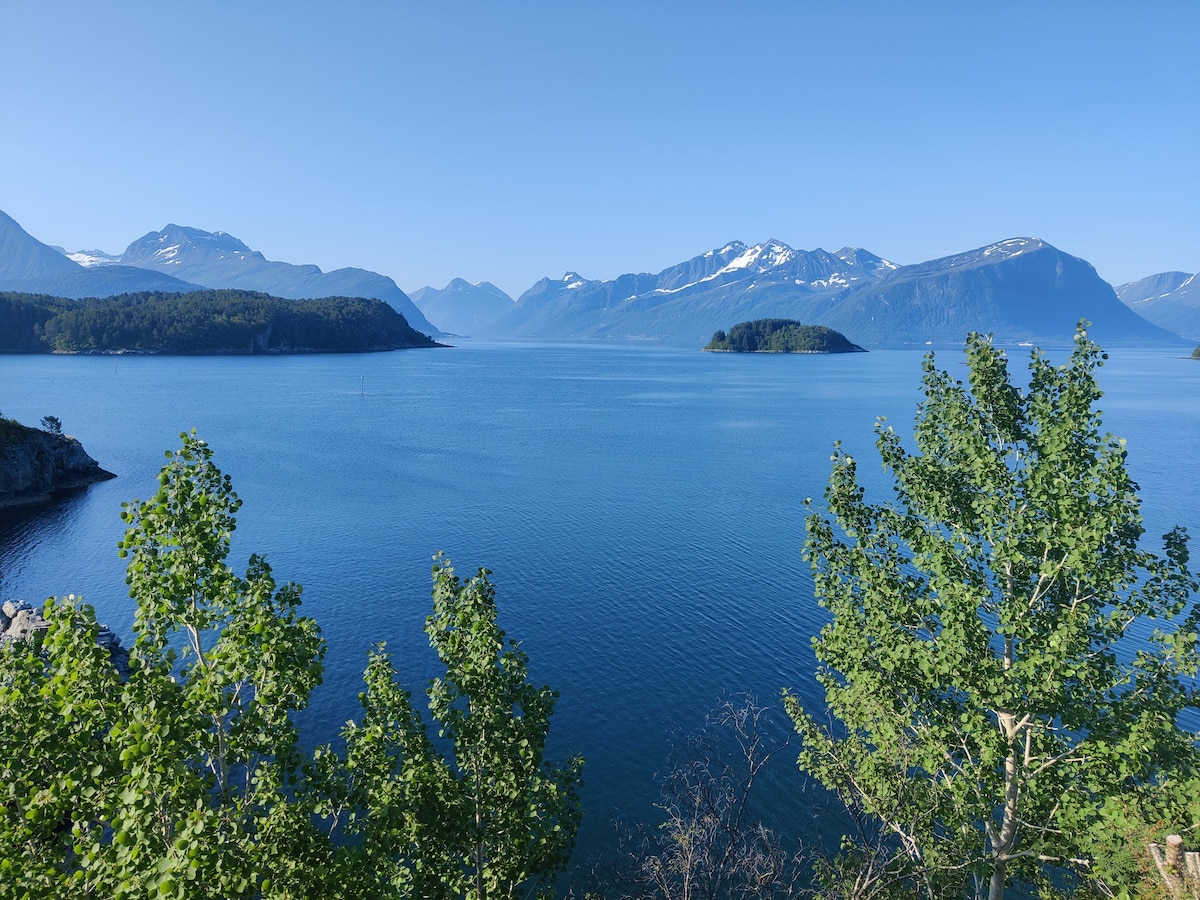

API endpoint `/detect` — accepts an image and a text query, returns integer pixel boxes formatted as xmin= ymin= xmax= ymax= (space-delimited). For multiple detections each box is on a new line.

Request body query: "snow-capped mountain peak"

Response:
xmin=705 ymin=241 xmax=747 ymax=259
xmin=720 ymin=239 xmax=797 ymax=275
xmin=122 ymin=224 xmax=261 ymax=267
xmin=928 ymin=237 xmax=1047 ymax=272
xmin=834 ymin=247 xmax=898 ymax=273
xmin=981 ymin=237 xmax=1041 ymax=261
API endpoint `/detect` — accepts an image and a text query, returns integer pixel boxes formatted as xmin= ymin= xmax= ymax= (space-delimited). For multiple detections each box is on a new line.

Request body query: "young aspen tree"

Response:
xmin=341 ymin=555 xmax=584 ymax=900
xmin=0 ymin=432 xmax=331 ymax=898
xmin=786 ymin=326 xmax=1200 ymax=900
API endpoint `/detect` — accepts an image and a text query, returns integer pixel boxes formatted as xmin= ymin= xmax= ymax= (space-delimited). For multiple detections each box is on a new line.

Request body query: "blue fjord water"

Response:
xmin=1 ymin=341 xmax=1197 ymax=868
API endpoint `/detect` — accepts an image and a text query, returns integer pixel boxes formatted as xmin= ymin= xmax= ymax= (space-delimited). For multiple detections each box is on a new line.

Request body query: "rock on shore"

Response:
xmin=0 ymin=421 xmax=116 ymax=510
xmin=0 ymin=598 xmax=131 ymax=677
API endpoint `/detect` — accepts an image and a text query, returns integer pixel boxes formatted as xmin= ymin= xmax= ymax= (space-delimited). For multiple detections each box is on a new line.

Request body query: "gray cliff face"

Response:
xmin=0 ymin=426 xmax=116 ymax=509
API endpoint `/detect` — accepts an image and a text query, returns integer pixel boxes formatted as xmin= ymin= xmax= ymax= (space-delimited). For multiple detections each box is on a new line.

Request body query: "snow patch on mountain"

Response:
xmin=66 ymin=250 xmax=120 ymax=267
xmin=707 ymin=242 xmax=746 ymax=259
xmin=982 ymin=238 xmax=1037 ymax=259
xmin=721 ymin=240 xmax=795 ymax=274
xmin=154 ymin=244 xmax=183 ymax=264
xmin=811 ymin=274 xmax=852 ymax=289
xmin=622 ymin=240 xmax=886 ymax=302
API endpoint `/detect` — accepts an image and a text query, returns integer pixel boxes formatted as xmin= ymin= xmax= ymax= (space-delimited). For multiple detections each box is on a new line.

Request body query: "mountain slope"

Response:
xmin=120 ymin=225 xmax=439 ymax=336
xmin=0 ymin=210 xmax=83 ymax=283
xmin=1115 ymin=272 xmax=1200 ymax=341
xmin=409 ymin=278 xmax=514 ymax=336
xmin=818 ymin=238 xmax=1186 ymax=347
xmin=5 ymin=266 xmax=205 ymax=299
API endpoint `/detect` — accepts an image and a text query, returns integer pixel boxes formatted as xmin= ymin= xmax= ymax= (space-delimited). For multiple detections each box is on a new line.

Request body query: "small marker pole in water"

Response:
xmin=360 ymin=375 xmax=364 ymax=397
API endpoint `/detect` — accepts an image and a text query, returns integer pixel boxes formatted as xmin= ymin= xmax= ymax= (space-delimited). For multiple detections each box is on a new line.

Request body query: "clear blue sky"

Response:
xmin=2 ymin=1 xmax=1196 ymax=299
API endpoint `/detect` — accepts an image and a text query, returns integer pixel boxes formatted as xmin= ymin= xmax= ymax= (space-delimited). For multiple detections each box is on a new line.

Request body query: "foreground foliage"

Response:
xmin=0 ymin=433 xmax=580 ymax=898
xmin=787 ymin=325 xmax=1200 ymax=899
xmin=336 ymin=558 xmax=584 ymax=899
xmin=1 ymin=434 xmax=330 ymax=897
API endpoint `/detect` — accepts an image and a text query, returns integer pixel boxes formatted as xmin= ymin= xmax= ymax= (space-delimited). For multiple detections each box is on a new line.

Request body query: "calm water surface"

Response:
xmin=1 ymin=341 xmax=1196 ymax=871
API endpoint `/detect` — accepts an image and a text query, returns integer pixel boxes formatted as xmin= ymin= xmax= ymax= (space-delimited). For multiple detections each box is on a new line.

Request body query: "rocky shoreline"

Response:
xmin=0 ymin=422 xmax=116 ymax=511
xmin=0 ymin=598 xmax=131 ymax=677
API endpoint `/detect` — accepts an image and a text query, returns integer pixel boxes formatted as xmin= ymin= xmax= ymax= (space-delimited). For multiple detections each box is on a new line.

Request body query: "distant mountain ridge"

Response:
xmin=479 ymin=236 xmax=1183 ymax=347
xmin=805 ymin=237 xmax=1181 ymax=348
xmin=1115 ymin=272 xmax=1200 ymax=341
xmin=481 ymin=240 xmax=900 ymax=343
xmin=409 ymin=278 xmax=514 ymax=337
xmin=0 ymin=213 xmax=439 ymax=337
xmin=1 ymin=209 xmax=1190 ymax=347
xmin=116 ymin=224 xmax=439 ymax=336
xmin=0 ymin=211 xmax=204 ymax=297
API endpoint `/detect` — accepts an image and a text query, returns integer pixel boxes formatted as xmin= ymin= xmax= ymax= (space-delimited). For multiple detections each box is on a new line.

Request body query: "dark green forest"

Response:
xmin=0 ymin=293 xmax=74 ymax=352
xmin=704 ymin=319 xmax=864 ymax=353
xmin=0 ymin=289 xmax=441 ymax=354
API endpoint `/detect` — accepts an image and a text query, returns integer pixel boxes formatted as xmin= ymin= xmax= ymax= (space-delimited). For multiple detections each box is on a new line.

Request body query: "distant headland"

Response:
xmin=0 ymin=289 xmax=444 ymax=355
xmin=0 ymin=417 xmax=115 ymax=512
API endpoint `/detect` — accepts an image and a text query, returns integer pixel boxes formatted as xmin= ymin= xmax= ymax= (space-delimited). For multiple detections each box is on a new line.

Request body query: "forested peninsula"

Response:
xmin=0 ymin=289 xmax=443 ymax=354
xmin=704 ymin=319 xmax=865 ymax=353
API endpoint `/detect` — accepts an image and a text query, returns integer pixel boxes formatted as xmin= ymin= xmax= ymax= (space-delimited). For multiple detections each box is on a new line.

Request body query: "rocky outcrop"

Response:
xmin=0 ymin=598 xmax=49 ymax=644
xmin=0 ymin=422 xmax=115 ymax=510
xmin=0 ymin=598 xmax=131 ymax=677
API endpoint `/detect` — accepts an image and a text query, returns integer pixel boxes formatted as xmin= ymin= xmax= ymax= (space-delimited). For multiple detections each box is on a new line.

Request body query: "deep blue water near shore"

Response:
xmin=1 ymin=341 xmax=1197 ymax=879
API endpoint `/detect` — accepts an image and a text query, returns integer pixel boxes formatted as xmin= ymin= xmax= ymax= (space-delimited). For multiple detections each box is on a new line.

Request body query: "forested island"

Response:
xmin=704 ymin=319 xmax=865 ymax=353
xmin=0 ymin=289 xmax=443 ymax=354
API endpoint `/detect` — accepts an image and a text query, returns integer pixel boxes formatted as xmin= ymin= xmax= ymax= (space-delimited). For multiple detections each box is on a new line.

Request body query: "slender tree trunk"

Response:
xmin=988 ymin=857 xmax=1006 ymax=900
xmin=988 ymin=572 xmax=1019 ymax=900
xmin=475 ymin=787 xmax=486 ymax=900
xmin=988 ymin=733 xmax=1022 ymax=900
